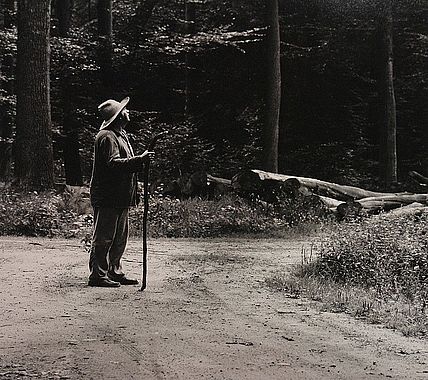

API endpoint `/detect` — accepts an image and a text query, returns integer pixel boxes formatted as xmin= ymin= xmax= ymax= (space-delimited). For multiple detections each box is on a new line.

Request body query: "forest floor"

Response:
xmin=0 ymin=237 xmax=427 ymax=380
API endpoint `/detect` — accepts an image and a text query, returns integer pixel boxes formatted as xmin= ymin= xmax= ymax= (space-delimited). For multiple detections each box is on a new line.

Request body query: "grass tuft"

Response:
xmin=267 ymin=209 xmax=428 ymax=337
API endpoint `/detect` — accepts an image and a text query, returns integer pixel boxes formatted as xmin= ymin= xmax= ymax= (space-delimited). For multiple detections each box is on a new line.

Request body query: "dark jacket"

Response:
xmin=90 ymin=128 xmax=145 ymax=208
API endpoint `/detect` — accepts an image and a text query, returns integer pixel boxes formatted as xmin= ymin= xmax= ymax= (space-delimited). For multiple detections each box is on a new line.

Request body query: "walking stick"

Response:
xmin=140 ymin=132 xmax=167 ymax=291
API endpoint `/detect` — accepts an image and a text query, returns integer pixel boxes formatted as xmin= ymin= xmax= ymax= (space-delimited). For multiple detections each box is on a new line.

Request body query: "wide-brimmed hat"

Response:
xmin=98 ymin=97 xmax=130 ymax=130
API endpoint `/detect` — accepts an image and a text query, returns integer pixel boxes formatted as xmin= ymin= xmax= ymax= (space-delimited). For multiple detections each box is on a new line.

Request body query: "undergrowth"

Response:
xmin=266 ymin=210 xmax=428 ymax=337
xmin=0 ymin=185 xmax=329 ymax=239
xmin=0 ymin=187 xmax=92 ymax=237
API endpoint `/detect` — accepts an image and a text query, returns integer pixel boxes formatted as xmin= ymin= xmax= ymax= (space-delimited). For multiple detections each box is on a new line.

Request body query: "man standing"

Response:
xmin=89 ymin=96 xmax=153 ymax=287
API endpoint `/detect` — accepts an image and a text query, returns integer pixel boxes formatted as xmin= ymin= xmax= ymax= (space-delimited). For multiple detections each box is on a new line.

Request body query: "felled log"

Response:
xmin=207 ymin=174 xmax=231 ymax=186
xmin=319 ymin=195 xmax=343 ymax=210
xmin=232 ymin=169 xmax=390 ymax=201
xmin=336 ymin=200 xmax=363 ymax=219
xmin=163 ymin=172 xmax=233 ymax=198
xmin=387 ymin=202 xmax=426 ymax=216
xmin=358 ymin=193 xmax=428 ymax=205
xmin=182 ymin=171 xmax=208 ymax=196
xmin=336 ymin=194 xmax=428 ymax=216
xmin=207 ymin=174 xmax=232 ymax=197
xmin=162 ymin=172 xmax=208 ymax=198
xmin=358 ymin=200 xmax=405 ymax=213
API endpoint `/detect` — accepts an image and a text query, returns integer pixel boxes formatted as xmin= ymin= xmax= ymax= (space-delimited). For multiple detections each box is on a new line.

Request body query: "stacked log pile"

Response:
xmin=162 ymin=169 xmax=428 ymax=219
xmin=231 ymin=169 xmax=428 ymax=218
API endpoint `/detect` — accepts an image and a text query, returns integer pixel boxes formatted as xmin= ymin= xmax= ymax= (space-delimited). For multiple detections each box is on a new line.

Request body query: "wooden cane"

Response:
xmin=140 ymin=132 xmax=167 ymax=291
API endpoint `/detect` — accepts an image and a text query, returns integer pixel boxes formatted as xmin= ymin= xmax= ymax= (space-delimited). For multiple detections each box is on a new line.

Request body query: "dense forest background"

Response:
xmin=0 ymin=0 xmax=427 ymax=190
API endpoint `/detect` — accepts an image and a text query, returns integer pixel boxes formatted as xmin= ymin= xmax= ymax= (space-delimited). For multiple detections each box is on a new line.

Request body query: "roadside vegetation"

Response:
xmin=2 ymin=183 xmax=427 ymax=337
xmin=0 ymin=184 xmax=329 ymax=239
xmin=266 ymin=209 xmax=428 ymax=337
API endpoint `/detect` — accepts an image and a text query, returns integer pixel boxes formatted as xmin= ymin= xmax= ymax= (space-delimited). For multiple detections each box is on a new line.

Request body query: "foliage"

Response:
xmin=0 ymin=29 xmax=17 ymax=132
xmin=264 ymin=207 xmax=428 ymax=336
xmin=129 ymin=193 xmax=286 ymax=238
xmin=0 ymin=0 xmax=427 ymax=186
xmin=300 ymin=209 xmax=428 ymax=312
xmin=266 ymin=269 xmax=428 ymax=337
xmin=0 ymin=183 xmax=332 ymax=239
xmin=0 ymin=185 xmax=92 ymax=237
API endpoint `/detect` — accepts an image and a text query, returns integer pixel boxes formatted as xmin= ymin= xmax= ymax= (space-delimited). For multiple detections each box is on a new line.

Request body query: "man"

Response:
xmin=88 ymin=96 xmax=153 ymax=287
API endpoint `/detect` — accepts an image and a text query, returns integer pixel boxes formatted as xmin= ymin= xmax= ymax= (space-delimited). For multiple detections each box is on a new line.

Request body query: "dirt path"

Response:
xmin=0 ymin=236 xmax=427 ymax=380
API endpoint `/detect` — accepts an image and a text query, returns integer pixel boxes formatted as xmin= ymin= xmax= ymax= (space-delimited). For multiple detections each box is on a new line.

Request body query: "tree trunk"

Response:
xmin=61 ymin=69 xmax=83 ymax=186
xmin=377 ymin=0 xmax=397 ymax=186
xmin=135 ymin=0 xmax=159 ymax=28
xmin=63 ymin=125 xmax=83 ymax=186
xmin=88 ymin=0 xmax=92 ymax=21
xmin=57 ymin=0 xmax=73 ymax=37
xmin=231 ymin=0 xmax=245 ymax=29
xmin=15 ymin=0 xmax=54 ymax=189
xmin=126 ymin=0 xmax=159 ymax=62
xmin=97 ymin=0 xmax=112 ymax=89
xmin=264 ymin=0 xmax=281 ymax=173
xmin=56 ymin=0 xmax=82 ymax=185
xmin=97 ymin=0 xmax=111 ymax=36
xmin=185 ymin=0 xmax=197 ymax=115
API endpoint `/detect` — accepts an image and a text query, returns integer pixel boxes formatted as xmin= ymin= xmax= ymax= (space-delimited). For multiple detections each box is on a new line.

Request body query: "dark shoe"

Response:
xmin=88 ymin=278 xmax=120 ymax=288
xmin=109 ymin=275 xmax=139 ymax=285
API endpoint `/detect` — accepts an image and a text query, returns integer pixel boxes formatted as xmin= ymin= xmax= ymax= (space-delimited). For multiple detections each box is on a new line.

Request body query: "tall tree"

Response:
xmin=263 ymin=0 xmax=281 ymax=173
xmin=56 ymin=0 xmax=73 ymax=37
xmin=97 ymin=0 xmax=113 ymax=87
xmin=56 ymin=0 xmax=83 ymax=185
xmin=185 ymin=0 xmax=197 ymax=115
xmin=377 ymin=0 xmax=397 ymax=186
xmin=97 ymin=0 xmax=112 ymax=36
xmin=15 ymin=0 xmax=54 ymax=189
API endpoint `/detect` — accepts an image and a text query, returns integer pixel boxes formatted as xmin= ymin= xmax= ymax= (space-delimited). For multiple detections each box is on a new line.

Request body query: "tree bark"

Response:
xmin=264 ymin=0 xmax=281 ymax=173
xmin=125 ymin=0 xmax=159 ymax=63
xmin=184 ymin=0 xmax=197 ymax=115
xmin=231 ymin=0 xmax=245 ymax=29
xmin=377 ymin=0 xmax=397 ymax=186
xmin=61 ymin=72 xmax=83 ymax=186
xmin=97 ymin=0 xmax=112 ymax=36
xmin=57 ymin=0 xmax=73 ymax=37
xmin=97 ymin=0 xmax=113 ymax=89
xmin=15 ymin=0 xmax=54 ymax=189
xmin=56 ymin=0 xmax=82 ymax=185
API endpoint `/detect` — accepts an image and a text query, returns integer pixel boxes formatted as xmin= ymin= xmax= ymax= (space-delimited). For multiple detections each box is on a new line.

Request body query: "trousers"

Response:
xmin=89 ymin=207 xmax=129 ymax=280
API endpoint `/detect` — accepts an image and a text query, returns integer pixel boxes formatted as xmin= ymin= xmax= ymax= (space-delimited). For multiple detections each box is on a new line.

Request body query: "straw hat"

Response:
xmin=98 ymin=97 xmax=130 ymax=130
